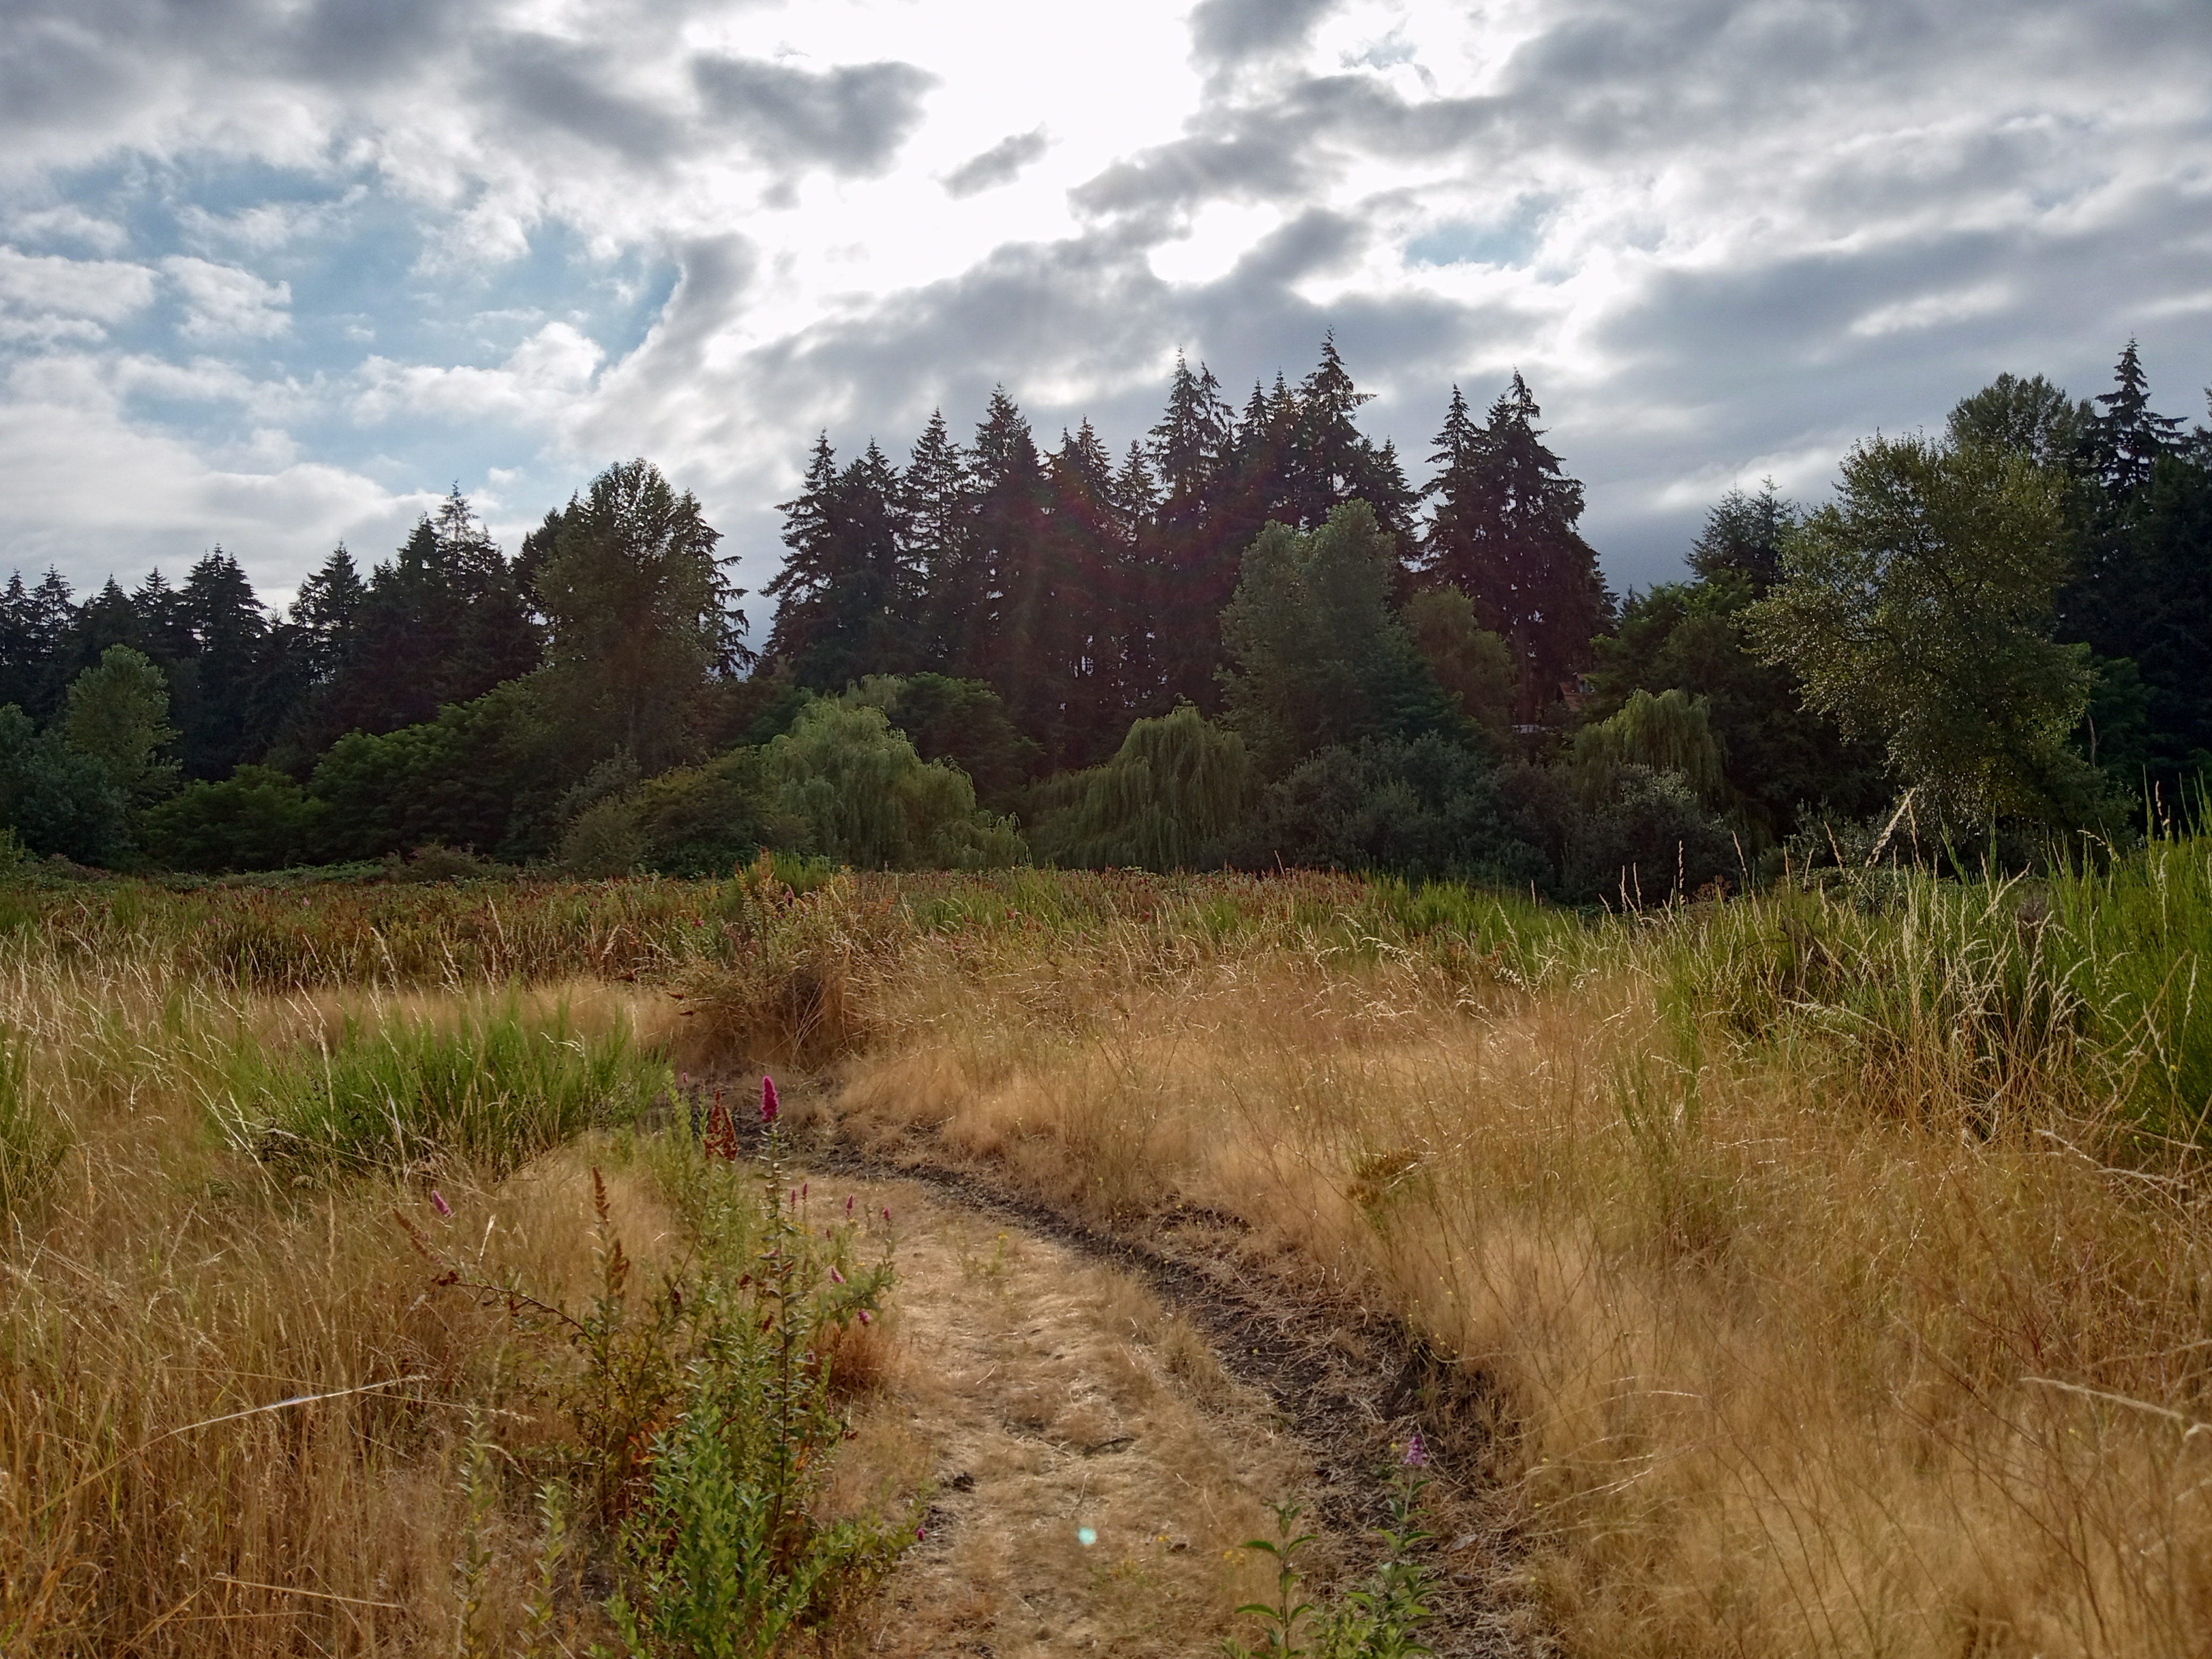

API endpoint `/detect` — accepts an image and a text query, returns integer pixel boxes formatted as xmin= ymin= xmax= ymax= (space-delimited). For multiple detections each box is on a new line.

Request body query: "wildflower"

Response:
xmin=845 ymin=1195 xmax=854 ymax=1217
xmin=828 ymin=1266 xmax=845 ymax=1285
xmin=857 ymin=1309 xmax=872 ymax=1326
xmin=1403 ymin=1430 xmax=1428 ymax=1468
xmin=760 ymin=1074 xmax=780 ymax=1124
xmin=430 ymin=1189 xmax=452 ymax=1218
xmin=882 ymin=1206 xmax=891 ymax=1224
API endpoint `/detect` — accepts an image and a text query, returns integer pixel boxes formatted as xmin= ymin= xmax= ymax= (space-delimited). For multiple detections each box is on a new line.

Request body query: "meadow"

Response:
xmin=0 ymin=840 xmax=2207 ymax=1655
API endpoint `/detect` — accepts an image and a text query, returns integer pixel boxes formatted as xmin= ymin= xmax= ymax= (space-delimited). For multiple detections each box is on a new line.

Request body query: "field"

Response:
xmin=0 ymin=843 xmax=2208 ymax=1656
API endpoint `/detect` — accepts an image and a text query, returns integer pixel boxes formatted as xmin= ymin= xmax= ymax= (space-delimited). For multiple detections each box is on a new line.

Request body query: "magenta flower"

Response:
xmin=1403 ymin=1430 xmax=1428 ymax=1468
xmin=828 ymin=1266 xmax=845 ymax=1285
xmin=858 ymin=1309 xmax=872 ymax=1326
xmin=430 ymin=1189 xmax=452 ymax=1219
xmin=760 ymin=1074 xmax=780 ymax=1124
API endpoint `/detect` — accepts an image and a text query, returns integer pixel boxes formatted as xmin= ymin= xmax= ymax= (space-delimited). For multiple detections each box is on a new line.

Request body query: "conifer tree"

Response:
xmin=1420 ymin=373 xmax=1611 ymax=716
xmin=903 ymin=409 xmax=976 ymax=673
xmin=961 ymin=390 xmax=1057 ymax=743
xmin=2083 ymin=339 xmax=2184 ymax=492
xmin=1146 ymin=355 xmax=1235 ymax=708
xmin=764 ymin=438 xmax=911 ymax=688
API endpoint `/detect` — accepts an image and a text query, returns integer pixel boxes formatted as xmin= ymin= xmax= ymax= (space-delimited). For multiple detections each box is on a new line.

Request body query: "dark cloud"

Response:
xmin=943 ymin=129 xmax=1049 ymax=198
xmin=692 ymin=55 xmax=934 ymax=176
xmin=1189 ymin=0 xmax=1338 ymax=64
xmin=492 ymin=35 xmax=683 ymax=163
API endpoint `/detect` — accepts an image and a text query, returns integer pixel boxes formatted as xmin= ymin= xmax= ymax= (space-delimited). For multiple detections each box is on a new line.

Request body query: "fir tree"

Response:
xmin=1420 ymin=373 xmax=1611 ymax=717
xmin=904 ymin=409 xmax=977 ymax=673
xmin=2083 ymin=339 xmax=2184 ymax=493
xmin=764 ymin=437 xmax=912 ymax=689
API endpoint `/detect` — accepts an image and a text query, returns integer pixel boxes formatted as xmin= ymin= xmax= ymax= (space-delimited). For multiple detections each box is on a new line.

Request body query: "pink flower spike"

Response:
xmin=1404 ymin=1430 xmax=1428 ymax=1468
xmin=760 ymin=1075 xmax=780 ymax=1124
xmin=846 ymin=1195 xmax=854 ymax=1217
xmin=882 ymin=1206 xmax=891 ymax=1223
xmin=430 ymin=1189 xmax=452 ymax=1219
xmin=828 ymin=1266 xmax=845 ymax=1284
xmin=857 ymin=1309 xmax=872 ymax=1325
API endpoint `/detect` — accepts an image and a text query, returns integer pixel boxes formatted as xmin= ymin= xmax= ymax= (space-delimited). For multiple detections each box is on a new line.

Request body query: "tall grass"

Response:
xmin=800 ymin=833 xmax=2212 ymax=1658
xmin=217 ymin=999 xmax=671 ymax=1178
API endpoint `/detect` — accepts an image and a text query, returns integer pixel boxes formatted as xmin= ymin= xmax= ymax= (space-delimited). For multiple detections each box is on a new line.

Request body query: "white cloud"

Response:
xmin=0 ymin=0 xmax=2207 ymax=598
xmin=162 ymin=256 xmax=292 ymax=341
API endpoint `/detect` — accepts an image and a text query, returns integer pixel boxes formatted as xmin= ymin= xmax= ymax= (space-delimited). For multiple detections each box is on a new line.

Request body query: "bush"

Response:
xmin=0 ymin=703 xmax=130 ymax=866
xmin=1225 ymin=734 xmax=1549 ymax=890
xmin=625 ymin=747 xmax=772 ymax=876
xmin=139 ymin=766 xmax=328 ymax=872
xmin=1028 ymin=703 xmax=1256 ymax=870
xmin=308 ymin=678 xmax=575 ymax=864
xmin=761 ymin=701 xmax=1026 ymax=870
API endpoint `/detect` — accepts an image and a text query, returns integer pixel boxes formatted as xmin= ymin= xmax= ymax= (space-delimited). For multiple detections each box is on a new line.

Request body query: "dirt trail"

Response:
xmin=793 ymin=1158 xmax=1535 ymax=1657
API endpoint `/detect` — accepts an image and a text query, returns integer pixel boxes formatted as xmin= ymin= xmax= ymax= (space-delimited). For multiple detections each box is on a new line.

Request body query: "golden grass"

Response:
xmin=823 ymin=921 xmax=2212 ymax=1658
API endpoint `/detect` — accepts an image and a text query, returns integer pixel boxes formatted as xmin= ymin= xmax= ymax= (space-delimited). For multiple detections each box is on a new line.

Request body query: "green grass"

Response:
xmin=215 ymin=999 xmax=672 ymax=1178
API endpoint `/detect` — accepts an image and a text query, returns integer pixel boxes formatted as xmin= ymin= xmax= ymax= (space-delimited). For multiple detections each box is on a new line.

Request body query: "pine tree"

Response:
xmin=313 ymin=492 xmax=543 ymax=743
xmin=1044 ymin=421 xmax=1127 ymax=765
xmin=904 ymin=410 xmax=977 ymax=673
xmin=291 ymin=546 xmax=366 ymax=680
xmin=1146 ymin=356 xmax=1236 ymax=709
xmin=1686 ymin=483 xmax=1797 ymax=590
xmin=962 ymin=390 xmax=1057 ymax=746
xmin=763 ymin=437 xmax=912 ymax=688
xmin=1420 ymin=373 xmax=1611 ymax=717
xmin=2083 ymin=339 xmax=2184 ymax=493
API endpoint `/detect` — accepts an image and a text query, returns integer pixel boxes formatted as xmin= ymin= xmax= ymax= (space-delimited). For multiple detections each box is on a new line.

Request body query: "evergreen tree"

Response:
xmin=764 ymin=438 xmax=912 ymax=689
xmin=290 ymin=547 xmax=366 ymax=680
xmin=2082 ymin=339 xmax=2184 ymax=492
xmin=1146 ymin=355 xmax=1236 ymax=709
xmin=904 ymin=409 xmax=977 ymax=673
xmin=1043 ymin=421 xmax=1129 ymax=765
xmin=1420 ymin=373 xmax=1611 ymax=717
xmin=0 ymin=570 xmax=79 ymax=721
xmin=173 ymin=549 xmax=271 ymax=778
xmin=961 ymin=390 xmax=1059 ymax=748
xmin=1686 ymin=482 xmax=1796 ymax=590
xmin=309 ymin=492 xmax=542 ymax=745
xmin=1287 ymin=334 xmax=1415 ymax=543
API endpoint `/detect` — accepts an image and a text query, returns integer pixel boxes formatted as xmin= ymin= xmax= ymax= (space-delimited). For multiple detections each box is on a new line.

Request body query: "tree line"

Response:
xmin=0 ymin=337 xmax=2205 ymax=898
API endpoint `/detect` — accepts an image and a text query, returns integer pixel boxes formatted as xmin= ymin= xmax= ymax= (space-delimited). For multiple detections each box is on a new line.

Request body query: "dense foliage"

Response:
xmin=2 ymin=340 xmax=2206 ymax=898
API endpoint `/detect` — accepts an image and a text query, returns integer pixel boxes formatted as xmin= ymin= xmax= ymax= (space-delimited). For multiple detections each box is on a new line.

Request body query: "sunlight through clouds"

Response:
xmin=0 ymin=0 xmax=2205 ymax=604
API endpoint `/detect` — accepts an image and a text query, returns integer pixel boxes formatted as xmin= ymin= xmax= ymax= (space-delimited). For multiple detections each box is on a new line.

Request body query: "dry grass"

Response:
xmin=816 ymin=882 xmax=2212 ymax=1658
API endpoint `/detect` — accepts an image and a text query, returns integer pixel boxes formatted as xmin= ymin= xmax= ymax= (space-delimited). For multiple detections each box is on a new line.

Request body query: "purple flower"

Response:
xmin=1403 ymin=1430 xmax=1428 ymax=1468
xmin=845 ymin=1195 xmax=854 ymax=1217
xmin=760 ymin=1074 xmax=780 ymax=1124
xmin=858 ymin=1309 xmax=872 ymax=1326
xmin=430 ymin=1189 xmax=452 ymax=1218
xmin=828 ymin=1266 xmax=845 ymax=1285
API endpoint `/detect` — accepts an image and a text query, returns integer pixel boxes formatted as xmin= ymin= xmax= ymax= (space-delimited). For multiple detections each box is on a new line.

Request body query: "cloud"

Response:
xmin=164 ymin=257 xmax=291 ymax=341
xmin=1189 ymin=0 xmax=1339 ymax=65
xmin=692 ymin=55 xmax=935 ymax=175
xmin=0 ymin=249 xmax=158 ymax=328
xmin=1 ymin=0 xmax=2209 ymax=606
xmin=943 ymin=128 xmax=1050 ymax=198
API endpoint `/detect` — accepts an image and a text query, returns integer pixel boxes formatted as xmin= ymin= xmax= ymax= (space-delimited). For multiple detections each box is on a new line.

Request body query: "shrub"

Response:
xmin=1029 ymin=703 xmax=1256 ymax=870
xmin=0 ymin=703 xmax=130 ymax=866
xmin=1225 ymin=734 xmax=1548 ymax=890
xmin=762 ymin=701 xmax=1025 ymax=870
xmin=840 ymin=674 xmax=1041 ymax=811
xmin=139 ymin=765 xmax=328 ymax=872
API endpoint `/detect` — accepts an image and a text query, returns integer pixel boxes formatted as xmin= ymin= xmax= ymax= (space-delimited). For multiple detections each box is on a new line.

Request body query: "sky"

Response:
xmin=2 ymin=0 xmax=2208 ymax=627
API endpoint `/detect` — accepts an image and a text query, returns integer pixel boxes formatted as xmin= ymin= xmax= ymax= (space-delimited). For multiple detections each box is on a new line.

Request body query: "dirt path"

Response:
xmin=794 ymin=1162 xmax=1535 ymax=1657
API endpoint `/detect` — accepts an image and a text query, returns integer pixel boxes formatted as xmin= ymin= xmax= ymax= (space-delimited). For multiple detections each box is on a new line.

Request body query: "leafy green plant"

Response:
xmin=1226 ymin=1447 xmax=1438 ymax=1659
